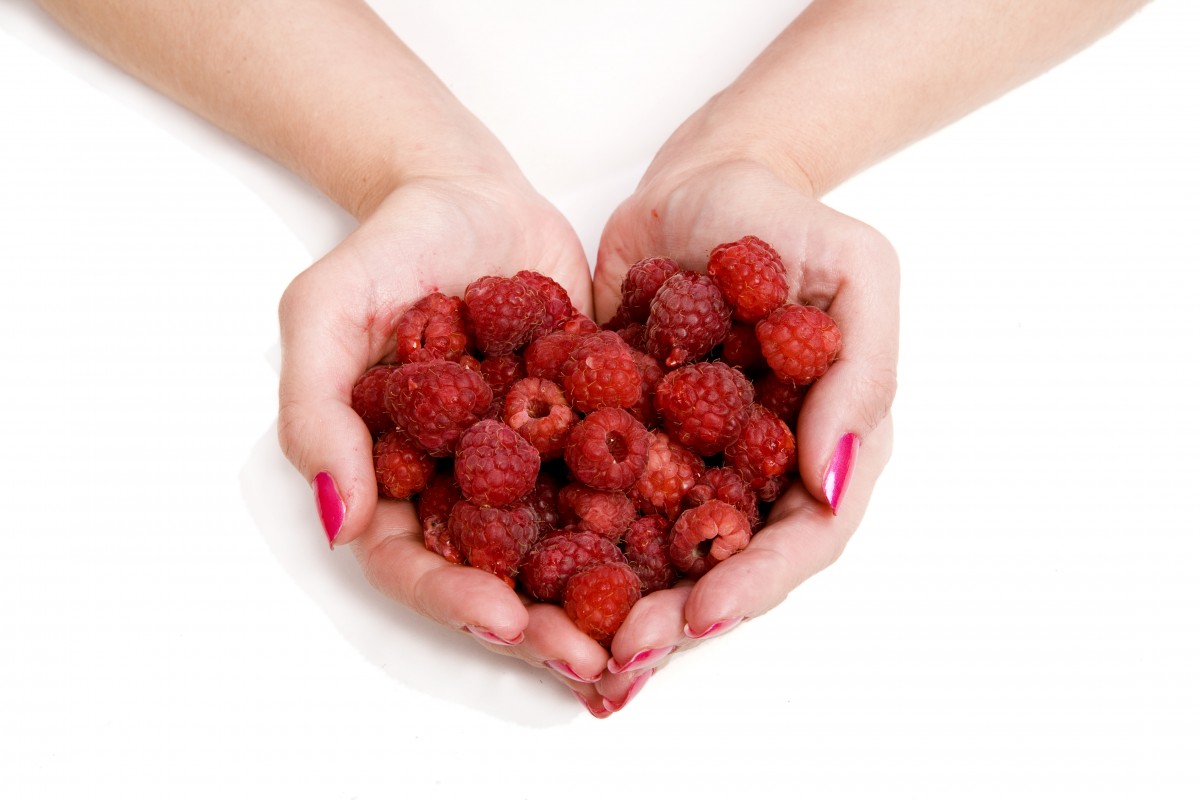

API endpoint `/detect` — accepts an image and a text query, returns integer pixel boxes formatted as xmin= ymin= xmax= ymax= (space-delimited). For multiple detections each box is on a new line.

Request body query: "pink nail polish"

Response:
xmin=601 ymin=668 xmax=655 ymax=713
xmin=607 ymin=645 xmax=675 ymax=675
xmin=464 ymin=625 xmax=523 ymax=646
xmin=312 ymin=471 xmax=344 ymax=547
xmin=545 ymin=660 xmax=601 ymax=684
xmin=683 ymin=617 xmax=745 ymax=640
xmin=572 ymin=690 xmax=612 ymax=719
xmin=823 ymin=433 xmax=861 ymax=515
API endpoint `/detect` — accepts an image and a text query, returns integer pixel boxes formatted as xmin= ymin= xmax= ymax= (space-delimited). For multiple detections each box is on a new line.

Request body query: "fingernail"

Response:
xmin=545 ymin=659 xmax=602 ymax=684
xmin=607 ymin=645 xmax=675 ymax=675
xmin=683 ymin=617 xmax=745 ymax=640
xmin=312 ymin=471 xmax=344 ymax=548
xmin=601 ymin=668 xmax=655 ymax=713
xmin=823 ymin=432 xmax=861 ymax=515
xmin=464 ymin=625 xmax=524 ymax=647
xmin=572 ymin=690 xmax=612 ymax=719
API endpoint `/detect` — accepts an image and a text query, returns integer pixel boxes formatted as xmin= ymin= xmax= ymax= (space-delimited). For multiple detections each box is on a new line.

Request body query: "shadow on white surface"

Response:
xmin=239 ymin=422 xmax=581 ymax=726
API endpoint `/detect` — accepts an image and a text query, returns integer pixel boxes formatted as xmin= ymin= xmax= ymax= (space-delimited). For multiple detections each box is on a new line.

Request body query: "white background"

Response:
xmin=2 ymin=2 xmax=1198 ymax=797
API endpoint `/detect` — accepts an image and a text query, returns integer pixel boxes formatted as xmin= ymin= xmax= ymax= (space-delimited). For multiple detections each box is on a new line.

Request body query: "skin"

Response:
xmin=37 ymin=0 xmax=1150 ymax=713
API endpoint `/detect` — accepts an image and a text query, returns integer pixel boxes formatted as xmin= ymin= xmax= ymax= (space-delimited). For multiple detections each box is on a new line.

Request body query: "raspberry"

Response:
xmin=463 ymin=275 xmax=545 ymax=356
xmin=503 ymin=377 xmax=577 ymax=460
xmin=707 ymin=235 xmax=788 ymax=323
xmin=623 ymin=515 xmax=678 ymax=593
xmin=514 ymin=270 xmax=575 ymax=338
xmin=723 ymin=404 xmax=797 ymax=498
xmin=754 ymin=371 xmax=808 ymax=426
xmin=632 ymin=431 xmax=704 ymax=520
xmin=755 ymin=303 xmax=842 ymax=385
xmin=561 ymin=313 xmax=600 ymax=336
xmin=448 ymin=500 xmax=541 ymax=585
xmin=654 ymin=361 xmax=754 ymax=456
xmin=613 ymin=322 xmax=647 ymax=352
xmin=557 ymin=482 xmax=637 ymax=542
xmin=478 ymin=351 xmax=525 ymax=419
xmin=519 ymin=530 xmax=624 ymax=602
xmin=685 ymin=467 xmax=760 ymax=530
xmin=720 ymin=323 xmax=767 ymax=373
xmin=564 ymin=407 xmax=651 ymax=491
xmin=393 ymin=291 xmax=472 ymax=363
xmin=562 ymin=561 xmax=642 ymax=647
xmin=374 ymin=430 xmax=435 ymax=500
xmin=523 ymin=467 xmax=565 ymax=534
xmin=386 ymin=360 xmax=492 ymax=457
xmin=419 ymin=471 xmax=465 ymax=563
xmin=645 ymin=271 xmax=732 ymax=367
xmin=620 ymin=256 xmax=682 ymax=323
xmin=560 ymin=331 xmax=642 ymax=413
xmin=627 ymin=348 xmax=665 ymax=428
xmin=454 ymin=419 xmax=541 ymax=507
xmin=523 ymin=328 xmax=582 ymax=381
xmin=351 ymin=364 xmax=398 ymax=438
xmin=668 ymin=500 xmax=753 ymax=579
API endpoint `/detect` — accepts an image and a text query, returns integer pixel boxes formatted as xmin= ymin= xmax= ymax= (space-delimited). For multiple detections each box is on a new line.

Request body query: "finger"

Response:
xmin=351 ymin=497 xmax=530 ymax=642
xmin=791 ymin=213 xmax=899 ymax=512
xmin=277 ymin=260 xmax=408 ymax=547
xmin=594 ymin=584 xmax=694 ymax=712
xmin=682 ymin=415 xmax=893 ymax=633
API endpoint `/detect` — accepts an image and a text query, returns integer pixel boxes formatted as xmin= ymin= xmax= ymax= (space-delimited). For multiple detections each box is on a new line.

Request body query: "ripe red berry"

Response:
xmin=563 ymin=561 xmax=642 ymax=647
xmin=654 ymin=361 xmax=754 ymax=456
xmin=374 ymin=430 xmax=435 ymax=500
xmin=454 ymin=419 xmax=541 ymax=508
xmin=463 ymin=275 xmax=545 ymax=356
xmin=623 ymin=514 xmax=678 ymax=592
xmin=632 ymin=430 xmax=705 ymax=521
xmin=557 ymin=482 xmax=637 ymax=542
xmin=503 ymin=377 xmax=578 ymax=460
xmin=668 ymin=499 xmax=753 ymax=579
xmin=351 ymin=364 xmax=398 ymax=438
xmin=645 ymin=271 xmax=732 ymax=367
xmin=707 ymin=235 xmax=788 ymax=323
xmin=519 ymin=530 xmax=624 ymax=602
xmin=723 ymin=404 xmax=797 ymax=499
xmin=720 ymin=323 xmax=767 ymax=373
xmin=564 ymin=407 xmax=651 ymax=492
xmin=754 ymin=371 xmax=808 ymax=426
xmin=685 ymin=467 xmax=760 ymax=530
xmin=393 ymin=291 xmax=472 ymax=363
xmin=418 ymin=471 xmax=465 ymax=563
xmin=620 ymin=256 xmax=682 ymax=323
xmin=386 ymin=360 xmax=492 ymax=457
xmin=560 ymin=331 xmax=642 ymax=413
xmin=448 ymin=500 xmax=541 ymax=586
xmin=514 ymin=270 xmax=576 ymax=338
xmin=755 ymin=303 xmax=841 ymax=385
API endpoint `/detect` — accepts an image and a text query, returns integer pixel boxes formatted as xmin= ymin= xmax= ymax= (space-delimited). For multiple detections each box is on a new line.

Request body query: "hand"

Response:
xmin=277 ymin=171 xmax=615 ymax=702
xmin=591 ymin=156 xmax=899 ymax=710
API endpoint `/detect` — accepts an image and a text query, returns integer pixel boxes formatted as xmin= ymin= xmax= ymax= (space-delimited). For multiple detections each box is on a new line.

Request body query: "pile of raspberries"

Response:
xmin=351 ymin=235 xmax=841 ymax=647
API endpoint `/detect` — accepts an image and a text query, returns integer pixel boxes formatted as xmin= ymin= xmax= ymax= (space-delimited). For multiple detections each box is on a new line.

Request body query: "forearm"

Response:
xmin=666 ymin=0 xmax=1150 ymax=196
xmin=38 ymin=0 xmax=514 ymax=218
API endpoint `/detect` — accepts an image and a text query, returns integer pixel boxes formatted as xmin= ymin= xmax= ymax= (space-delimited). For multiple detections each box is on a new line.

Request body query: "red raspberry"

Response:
xmin=448 ymin=500 xmax=541 ymax=586
xmin=564 ymin=407 xmax=651 ymax=491
xmin=519 ymin=530 xmax=624 ymax=602
xmin=754 ymin=371 xmax=808 ymax=426
xmin=393 ymin=291 xmax=472 ymax=363
xmin=563 ymin=561 xmax=642 ymax=647
xmin=707 ymin=235 xmax=788 ymax=323
xmin=418 ymin=471 xmax=465 ymax=563
xmin=632 ymin=431 xmax=704 ymax=520
xmin=386 ymin=360 xmax=492 ymax=457
xmin=503 ymin=377 xmax=578 ymax=460
xmin=557 ymin=482 xmax=637 ymax=542
xmin=654 ymin=361 xmax=754 ymax=456
xmin=514 ymin=270 xmax=575 ymax=338
xmin=623 ymin=515 xmax=678 ymax=593
xmin=374 ymin=430 xmax=435 ymax=500
xmin=613 ymin=322 xmax=647 ymax=352
xmin=723 ymin=404 xmax=797 ymax=498
xmin=755 ymin=303 xmax=842 ymax=385
xmin=463 ymin=275 xmax=545 ymax=356
xmin=478 ymin=351 xmax=526 ymax=419
xmin=561 ymin=331 xmax=642 ymax=413
xmin=627 ymin=349 xmax=665 ymax=428
xmin=454 ymin=419 xmax=540 ymax=508
xmin=685 ymin=467 xmax=760 ymax=530
xmin=523 ymin=328 xmax=582 ymax=382
xmin=351 ymin=364 xmax=398 ymax=438
xmin=720 ymin=323 xmax=767 ymax=373
xmin=561 ymin=313 xmax=600 ymax=336
xmin=523 ymin=467 xmax=565 ymax=534
xmin=620 ymin=256 xmax=682 ymax=323
xmin=668 ymin=499 xmax=752 ymax=579
xmin=645 ymin=271 xmax=732 ymax=367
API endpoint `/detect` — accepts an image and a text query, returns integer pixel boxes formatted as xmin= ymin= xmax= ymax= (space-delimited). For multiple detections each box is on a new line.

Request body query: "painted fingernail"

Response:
xmin=464 ymin=625 xmax=524 ymax=646
xmin=601 ymin=668 xmax=655 ymax=713
xmin=312 ymin=471 xmax=344 ymax=548
xmin=823 ymin=432 xmax=861 ymax=515
xmin=607 ymin=645 xmax=675 ymax=675
xmin=572 ymin=690 xmax=612 ymax=719
xmin=545 ymin=659 xmax=602 ymax=684
xmin=683 ymin=617 xmax=745 ymax=640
